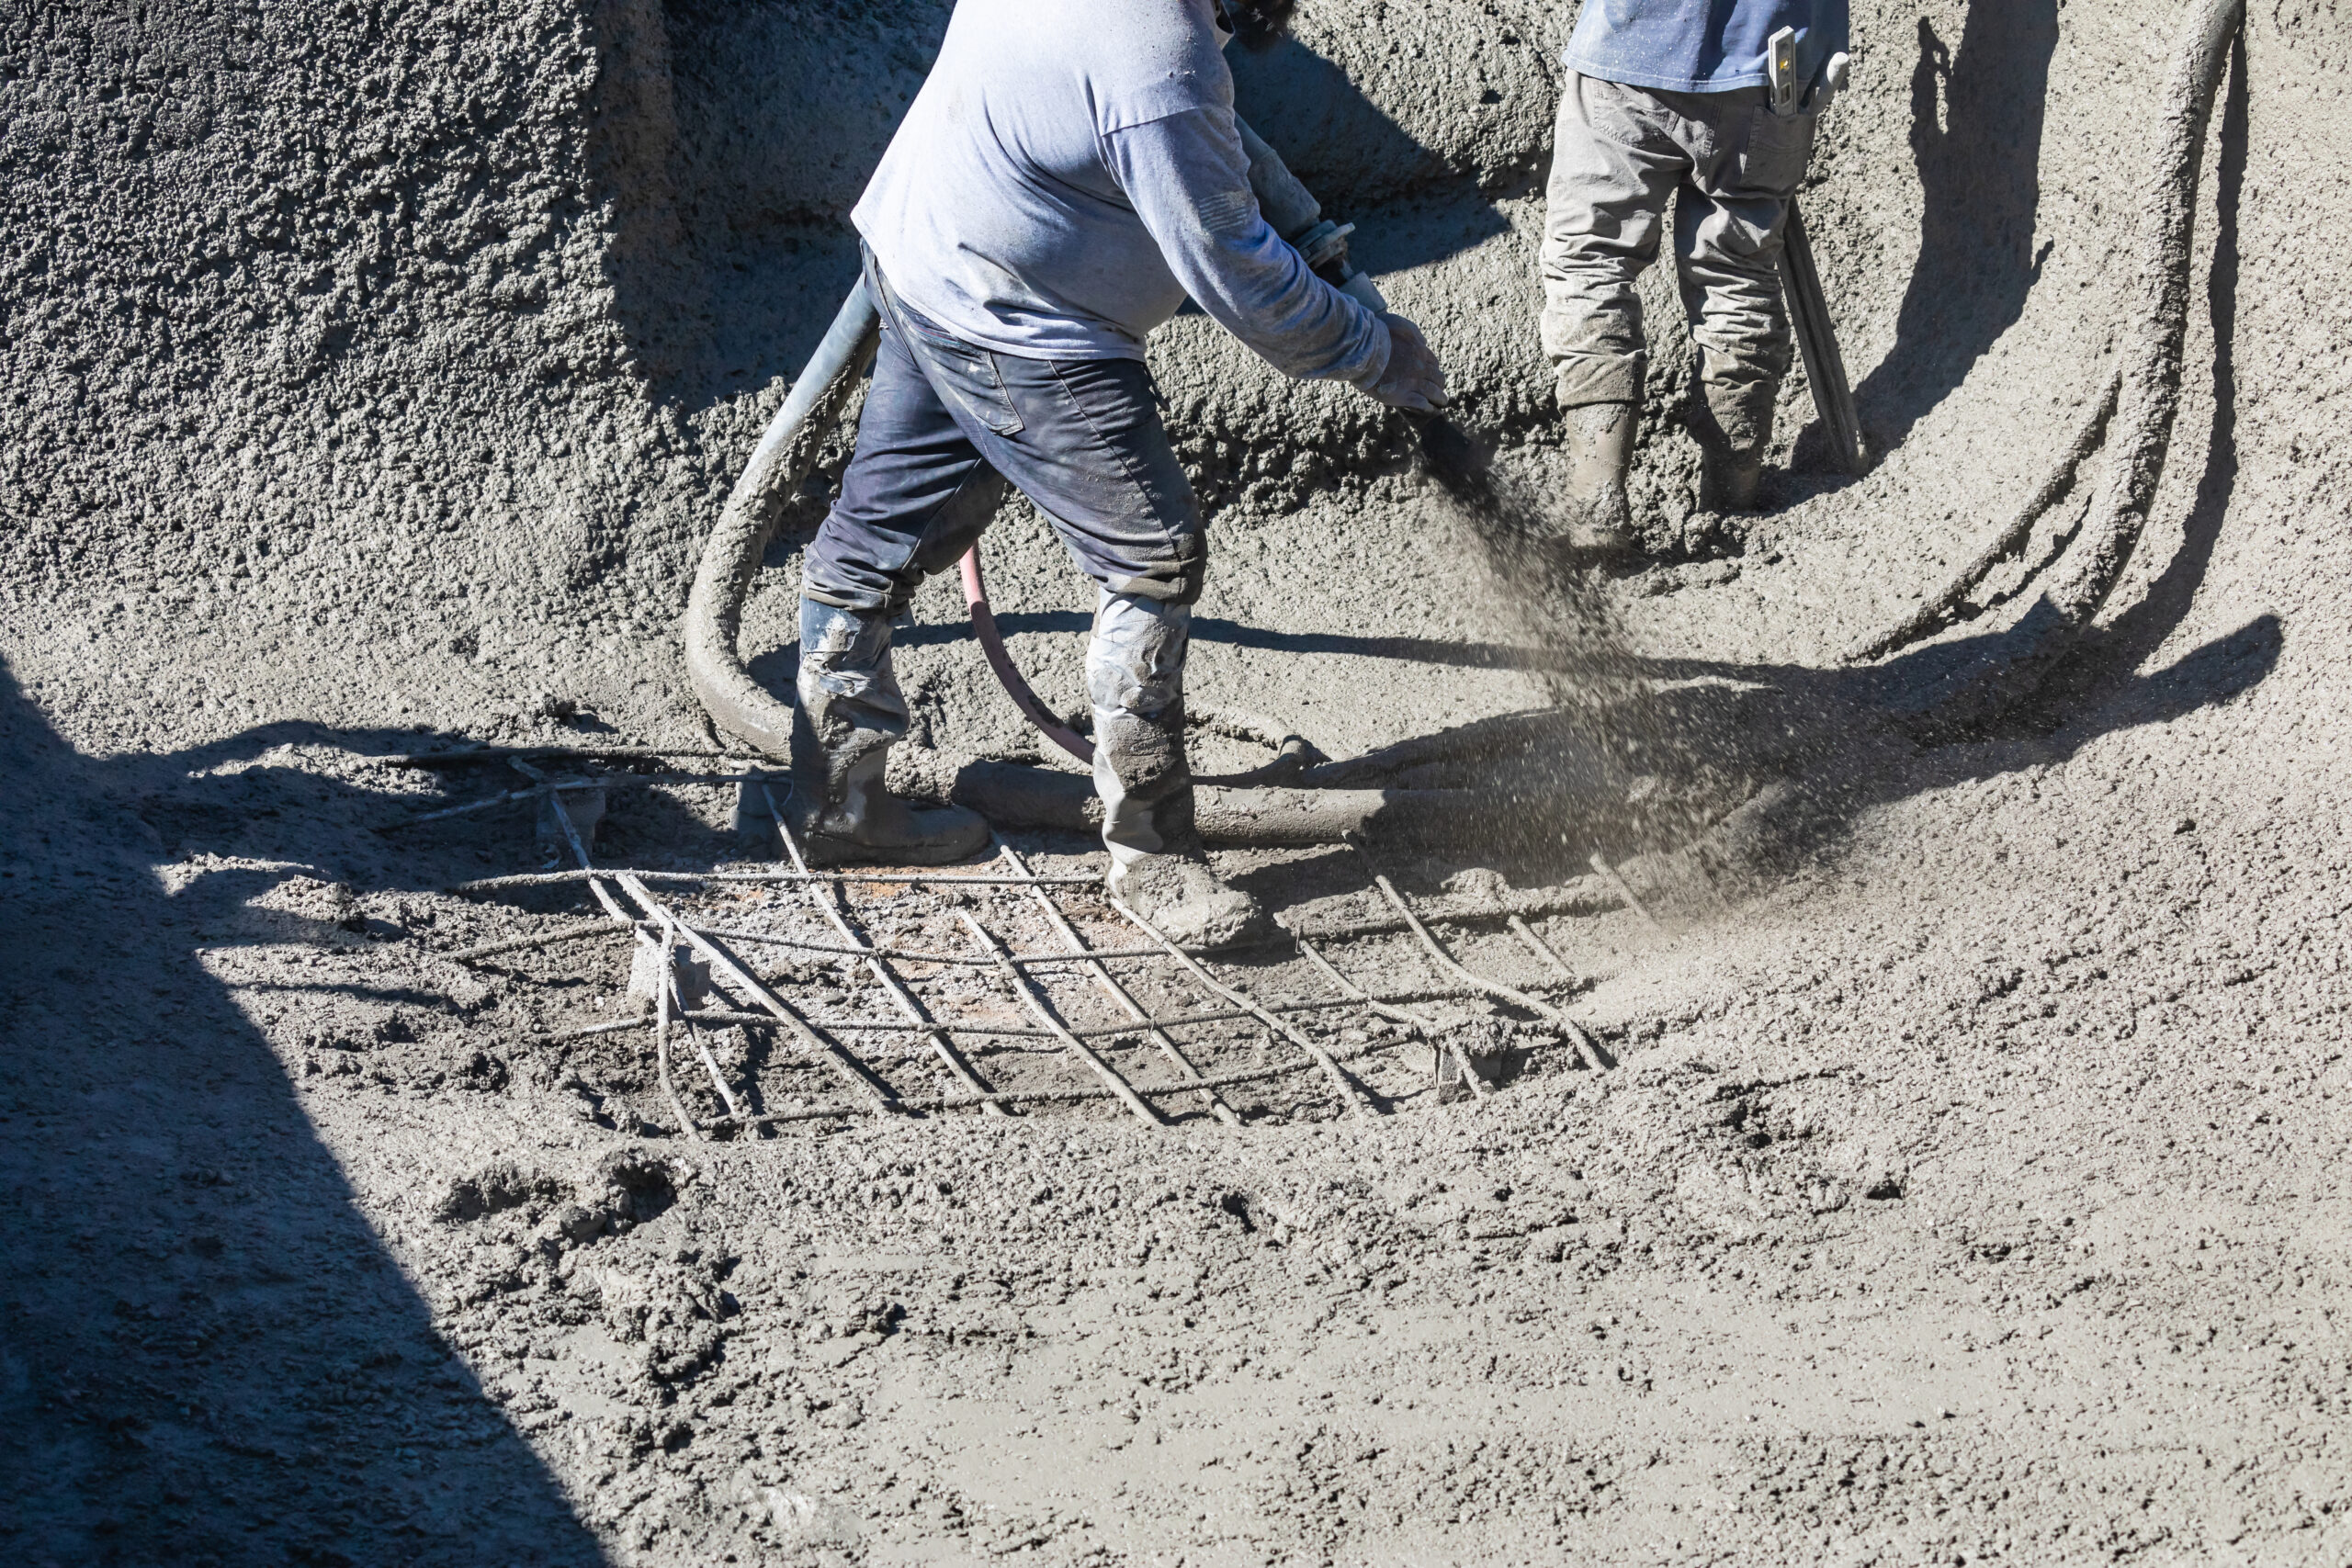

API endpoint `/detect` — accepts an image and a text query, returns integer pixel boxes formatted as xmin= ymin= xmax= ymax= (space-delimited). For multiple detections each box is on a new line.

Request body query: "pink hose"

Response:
xmin=959 ymin=547 xmax=1095 ymax=765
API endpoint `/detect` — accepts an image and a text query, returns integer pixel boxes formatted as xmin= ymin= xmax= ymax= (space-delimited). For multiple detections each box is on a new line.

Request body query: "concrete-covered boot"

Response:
xmin=1556 ymin=395 xmax=1639 ymax=555
xmin=788 ymin=599 xmax=988 ymax=867
xmin=1089 ymin=591 xmax=1269 ymax=948
xmin=1692 ymin=371 xmax=1776 ymax=513
xmin=1700 ymin=445 xmax=1767 ymax=512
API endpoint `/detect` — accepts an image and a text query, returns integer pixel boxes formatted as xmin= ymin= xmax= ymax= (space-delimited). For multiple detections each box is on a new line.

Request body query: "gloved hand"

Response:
xmin=1363 ymin=313 xmax=1449 ymax=412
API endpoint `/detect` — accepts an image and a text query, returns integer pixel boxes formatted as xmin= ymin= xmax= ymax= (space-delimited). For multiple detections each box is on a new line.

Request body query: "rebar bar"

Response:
xmin=1587 ymin=852 xmax=1667 ymax=935
xmin=1507 ymin=916 xmax=1580 ymax=987
xmin=538 ymin=779 xmax=748 ymax=1132
xmin=390 ymin=776 xmax=604 ymax=829
xmin=717 ymin=1028 xmax=1600 ymax=1127
xmin=454 ymin=867 xmax=1102 ymax=894
xmin=1369 ymin=873 xmax=1609 ymax=1073
xmin=540 ymin=974 xmax=1536 ymax=1047
xmin=445 ymin=919 xmax=631 ymax=964
xmin=1001 ymin=845 xmax=1240 ymax=1125
xmin=1110 ymin=896 xmax=1379 ymax=1117
xmin=963 ymin=911 xmax=1164 ymax=1126
xmin=441 ymin=917 xmax=1177 ymax=969
xmin=515 ymin=753 xmax=901 ymax=1117
xmin=652 ymin=919 xmax=704 ymax=1143
xmin=609 ymin=870 xmax=901 ymax=1116
xmin=666 ymin=928 xmax=745 ymax=1128
xmin=1293 ymin=933 xmax=1485 ymax=1099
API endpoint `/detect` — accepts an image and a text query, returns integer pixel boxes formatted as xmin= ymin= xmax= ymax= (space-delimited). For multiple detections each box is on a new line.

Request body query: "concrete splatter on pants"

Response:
xmin=1085 ymin=590 xmax=1193 ymax=873
xmin=803 ymin=247 xmax=1205 ymax=616
xmin=1540 ymin=72 xmax=1816 ymax=450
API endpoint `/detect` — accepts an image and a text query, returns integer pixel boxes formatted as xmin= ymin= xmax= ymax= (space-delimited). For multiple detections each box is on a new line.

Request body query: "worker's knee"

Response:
xmin=1090 ymin=528 xmax=1205 ymax=608
xmin=1086 ymin=592 xmax=1190 ymax=722
xmin=1088 ymin=592 xmax=1193 ymax=807
xmin=1551 ymin=349 xmax=1647 ymax=410
xmin=1542 ymin=277 xmax=1649 ymax=408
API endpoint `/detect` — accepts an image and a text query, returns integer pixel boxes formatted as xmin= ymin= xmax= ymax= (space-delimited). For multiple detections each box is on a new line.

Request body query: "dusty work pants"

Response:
xmin=803 ymin=248 xmax=1205 ymax=615
xmin=800 ymin=250 xmax=1207 ymax=869
xmin=1540 ymin=73 xmax=1816 ymax=450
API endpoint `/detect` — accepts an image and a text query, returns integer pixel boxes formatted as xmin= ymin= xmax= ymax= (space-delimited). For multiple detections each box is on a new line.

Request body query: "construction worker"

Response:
xmin=1542 ymin=0 xmax=1849 ymax=549
xmin=789 ymin=0 xmax=1446 ymax=946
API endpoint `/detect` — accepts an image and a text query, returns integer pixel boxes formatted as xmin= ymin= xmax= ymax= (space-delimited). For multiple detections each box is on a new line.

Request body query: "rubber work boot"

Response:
xmin=1089 ymin=591 xmax=1269 ymax=948
xmin=1700 ymin=447 xmax=1766 ymax=512
xmin=787 ymin=599 xmax=988 ymax=867
xmin=1556 ymin=396 xmax=1640 ymax=556
xmin=1693 ymin=376 xmax=1775 ymax=513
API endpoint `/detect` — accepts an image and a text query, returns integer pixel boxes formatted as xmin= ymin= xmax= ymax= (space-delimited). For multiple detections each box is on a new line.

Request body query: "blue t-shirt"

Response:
xmin=1563 ymin=0 xmax=1849 ymax=96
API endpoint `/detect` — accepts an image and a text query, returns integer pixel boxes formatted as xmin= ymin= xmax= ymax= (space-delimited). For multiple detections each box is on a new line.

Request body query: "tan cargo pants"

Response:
xmin=1540 ymin=72 xmax=1817 ymax=451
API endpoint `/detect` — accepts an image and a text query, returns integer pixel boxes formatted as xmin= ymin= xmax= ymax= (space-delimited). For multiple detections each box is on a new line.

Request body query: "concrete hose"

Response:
xmin=684 ymin=280 xmax=883 ymax=759
xmin=1844 ymin=368 xmax=2120 ymax=664
xmin=2052 ymin=0 xmax=2243 ymax=629
xmin=956 ymin=548 xmax=1094 ymax=764
xmin=1897 ymin=0 xmax=2243 ymax=725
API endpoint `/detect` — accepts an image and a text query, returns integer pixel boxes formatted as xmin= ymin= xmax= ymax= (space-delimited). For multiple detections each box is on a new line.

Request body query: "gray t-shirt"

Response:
xmin=851 ymin=0 xmax=1388 ymax=388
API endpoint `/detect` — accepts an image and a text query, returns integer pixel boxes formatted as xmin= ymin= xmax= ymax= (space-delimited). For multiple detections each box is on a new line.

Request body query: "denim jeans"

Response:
xmin=802 ymin=249 xmax=1207 ymax=614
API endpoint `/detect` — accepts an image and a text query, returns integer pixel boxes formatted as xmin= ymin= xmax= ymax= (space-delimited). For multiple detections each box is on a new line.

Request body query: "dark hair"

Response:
xmin=1224 ymin=0 xmax=1296 ymax=52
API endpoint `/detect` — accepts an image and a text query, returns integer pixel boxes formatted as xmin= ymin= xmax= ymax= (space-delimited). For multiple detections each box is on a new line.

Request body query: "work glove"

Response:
xmin=1363 ymin=313 xmax=1449 ymax=412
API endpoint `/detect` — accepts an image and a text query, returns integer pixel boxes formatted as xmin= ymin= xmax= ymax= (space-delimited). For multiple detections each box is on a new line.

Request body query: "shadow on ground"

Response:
xmin=0 ymin=677 xmax=604 ymax=1566
xmin=1851 ymin=0 xmax=2059 ymax=456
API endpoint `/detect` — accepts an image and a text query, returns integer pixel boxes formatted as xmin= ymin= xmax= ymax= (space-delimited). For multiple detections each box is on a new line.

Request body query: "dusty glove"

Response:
xmin=1362 ymin=313 xmax=1449 ymax=412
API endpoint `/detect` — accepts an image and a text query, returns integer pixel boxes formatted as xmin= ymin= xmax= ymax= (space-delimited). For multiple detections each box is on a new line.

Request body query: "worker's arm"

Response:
xmin=1102 ymin=105 xmax=1442 ymax=407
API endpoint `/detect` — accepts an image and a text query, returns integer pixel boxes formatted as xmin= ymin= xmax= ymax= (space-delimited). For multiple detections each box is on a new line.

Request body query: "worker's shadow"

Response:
xmin=1845 ymin=0 xmax=2060 ymax=458
xmin=1224 ymin=34 xmax=1517 ymax=258
xmin=0 ymin=682 xmax=605 ymax=1564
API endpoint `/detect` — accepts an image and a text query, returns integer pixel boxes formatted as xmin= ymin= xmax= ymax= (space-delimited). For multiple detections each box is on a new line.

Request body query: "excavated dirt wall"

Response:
xmin=6 ymin=0 xmax=2351 ymax=1563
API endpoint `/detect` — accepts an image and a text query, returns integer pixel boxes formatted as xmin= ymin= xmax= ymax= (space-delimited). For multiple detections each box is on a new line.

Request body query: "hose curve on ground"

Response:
xmin=1845 ymin=368 xmax=2120 ymax=664
xmin=684 ymin=281 xmax=882 ymax=759
xmin=957 ymin=549 xmax=1095 ymax=764
xmin=2054 ymin=0 xmax=2242 ymax=629
xmin=1890 ymin=0 xmax=2243 ymax=722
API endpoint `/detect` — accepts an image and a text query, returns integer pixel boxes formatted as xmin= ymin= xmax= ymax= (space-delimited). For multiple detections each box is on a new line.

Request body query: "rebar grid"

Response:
xmin=1001 ymin=844 xmax=1240 ymax=1126
xmin=962 ymin=909 xmax=1163 ymax=1126
xmin=423 ymin=770 xmax=1615 ymax=1136
xmin=765 ymin=785 xmax=1009 ymax=1117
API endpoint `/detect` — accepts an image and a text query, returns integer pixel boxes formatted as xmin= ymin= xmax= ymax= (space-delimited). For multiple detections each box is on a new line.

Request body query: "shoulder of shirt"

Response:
xmin=1083 ymin=2 xmax=1234 ymax=133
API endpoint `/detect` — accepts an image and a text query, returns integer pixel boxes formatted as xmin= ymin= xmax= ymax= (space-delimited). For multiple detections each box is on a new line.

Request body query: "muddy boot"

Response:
xmin=1700 ymin=446 xmax=1767 ymax=512
xmin=1692 ymin=374 xmax=1776 ymax=513
xmin=1556 ymin=395 xmax=1640 ymax=555
xmin=787 ymin=599 xmax=988 ymax=867
xmin=1089 ymin=591 xmax=1269 ymax=948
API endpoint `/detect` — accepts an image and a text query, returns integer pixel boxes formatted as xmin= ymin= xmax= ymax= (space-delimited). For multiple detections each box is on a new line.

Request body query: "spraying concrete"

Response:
xmin=4 ymin=0 xmax=2349 ymax=1562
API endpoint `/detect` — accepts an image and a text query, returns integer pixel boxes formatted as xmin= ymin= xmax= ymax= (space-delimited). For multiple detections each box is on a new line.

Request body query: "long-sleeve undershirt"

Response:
xmin=848 ymin=0 xmax=1388 ymax=388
